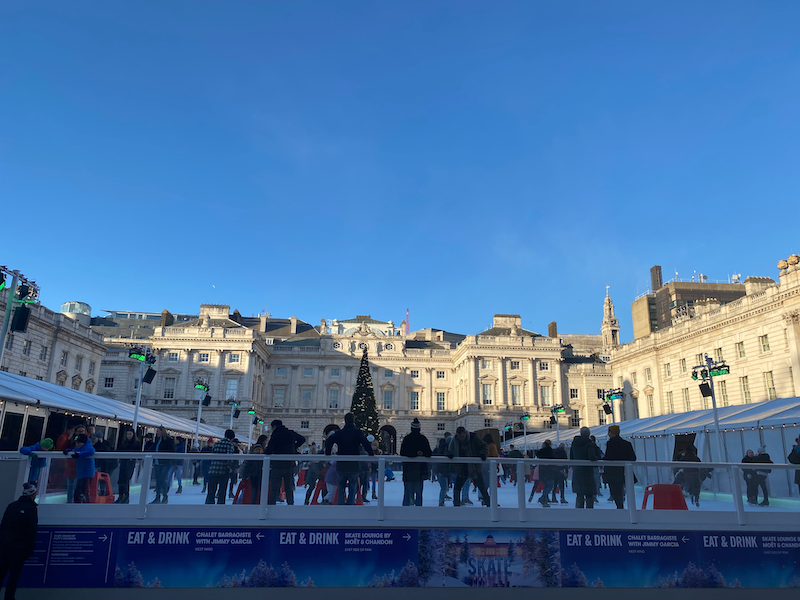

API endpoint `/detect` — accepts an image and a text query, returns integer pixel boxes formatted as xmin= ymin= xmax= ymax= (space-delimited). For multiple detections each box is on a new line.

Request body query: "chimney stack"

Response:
xmin=548 ymin=321 xmax=558 ymax=338
xmin=650 ymin=265 xmax=663 ymax=291
xmin=290 ymin=316 xmax=298 ymax=335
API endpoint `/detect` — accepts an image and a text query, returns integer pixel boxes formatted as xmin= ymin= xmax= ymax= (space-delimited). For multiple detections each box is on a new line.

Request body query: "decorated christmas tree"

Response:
xmin=351 ymin=347 xmax=380 ymax=437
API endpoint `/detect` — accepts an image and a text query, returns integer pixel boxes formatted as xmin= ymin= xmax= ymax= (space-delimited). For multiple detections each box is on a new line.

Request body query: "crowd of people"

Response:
xmin=11 ymin=418 xmax=800 ymax=510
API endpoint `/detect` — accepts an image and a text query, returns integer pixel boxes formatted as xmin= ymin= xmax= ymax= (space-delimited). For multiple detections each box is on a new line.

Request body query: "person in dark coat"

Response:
xmin=399 ymin=418 xmax=432 ymax=506
xmin=325 ymin=413 xmax=374 ymax=505
xmin=200 ymin=437 xmax=214 ymax=493
xmin=569 ymin=427 xmax=601 ymax=508
xmin=550 ymin=443 xmax=569 ymax=504
xmin=115 ymin=428 xmax=141 ymax=504
xmin=753 ymin=447 xmax=773 ymax=507
xmin=0 ymin=483 xmax=38 ymax=600
xmin=741 ymin=449 xmax=759 ymax=506
xmin=265 ymin=419 xmax=306 ymax=505
xmin=432 ymin=438 xmax=453 ymax=506
xmin=533 ymin=440 xmax=555 ymax=507
xmin=603 ymin=425 xmax=637 ymax=509
xmin=446 ymin=427 xmax=489 ymax=507
xmin=676 ymin=446 xmax=704 ymax=507
xmin=149 ymin=426 xmax=176 ymax=504
xmin=788 ymin=436 xmax=800 ymax=496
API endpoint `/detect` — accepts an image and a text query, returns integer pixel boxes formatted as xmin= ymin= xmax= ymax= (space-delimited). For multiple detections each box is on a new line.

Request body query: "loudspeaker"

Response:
xmin=10 ymin=305 xmax=30 ymax=333
xmin=142 ymin=367 xmax=156 ymax=384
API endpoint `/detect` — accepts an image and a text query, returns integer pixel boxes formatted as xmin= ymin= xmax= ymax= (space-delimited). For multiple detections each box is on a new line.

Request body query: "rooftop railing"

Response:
xmin=2 ymin=452 xmax=798 ymax=530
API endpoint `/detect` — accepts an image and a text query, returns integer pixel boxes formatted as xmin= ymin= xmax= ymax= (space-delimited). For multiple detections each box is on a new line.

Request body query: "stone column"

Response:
xmin=427 ymin=367 xmax=434 ymax=412
xmin=468 ymin=357 xmax=476 ymax=405
xmin=499 ymin=357 xmax=508 ymax=406
xmin=528 ymin=358 xmax=537 ymax=407
xmin=288 ymin=365 xmax=297 ymax=408
xmin=317 ymin=363 xmax=325 ymax=409
xmin=399 ymin=367 xmax=407 ymax=410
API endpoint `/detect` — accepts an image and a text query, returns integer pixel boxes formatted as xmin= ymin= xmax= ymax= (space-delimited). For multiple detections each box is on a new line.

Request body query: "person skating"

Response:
xmin=446 ymin=427 xmax=489 ymax=507
xmin=205 ymin=430 xmax=237 ymax=505
xmin=149 ymin=426 xmax=175 ymax=504
xmin=200 ymin=437 xmax=214 ymax=493
xmin=676 ymin=446 xmax=704 ymax=507
xmin=399 ymin=419 xmax=432 ymax=506
xmin=325 ymin=413 xmax=374 ymax=505
xmin=114 ymin=428 xmax=141 ymax=504
xmin=533 ymin=440 xmax=556 ymax=507
xmin=569 ymin=427 xmax=601 ymax=509
xmin=551 ymin=443 xmax=569 ymax=504
xmin=788 ymin=436 xmax=800 ymax=496
xmin=65 ymin=434 xmax=95 ymax=504
xmin=265 ymin=419 xmax=305 ymax=505
xmin=603 ymin=425 xmax=636 ymax=509
xmin=0 ymin=483 xmax=38 ymax=600
xmin=753 ymin=447 xmax=773 ymax=507
xmin=741 ymin=449 xmax=759 ymax=506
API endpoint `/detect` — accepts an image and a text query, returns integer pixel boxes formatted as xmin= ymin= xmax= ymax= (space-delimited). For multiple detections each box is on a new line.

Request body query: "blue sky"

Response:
xmin=1 ymin=1 xmax=798 ymax=342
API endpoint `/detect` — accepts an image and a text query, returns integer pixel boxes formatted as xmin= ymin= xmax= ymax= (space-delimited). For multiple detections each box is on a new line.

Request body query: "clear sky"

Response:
xmin=1 ymin=1 xmax=798 ymax=342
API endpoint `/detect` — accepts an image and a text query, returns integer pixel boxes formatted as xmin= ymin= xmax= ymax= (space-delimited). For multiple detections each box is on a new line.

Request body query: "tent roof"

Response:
xmin=0 ymin=371 xmax=232 ymax=440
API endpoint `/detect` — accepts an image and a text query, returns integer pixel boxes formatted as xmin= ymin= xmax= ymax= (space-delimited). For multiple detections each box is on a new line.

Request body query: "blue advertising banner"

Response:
xmin=15 ymin=526 xmax=800 ymax=589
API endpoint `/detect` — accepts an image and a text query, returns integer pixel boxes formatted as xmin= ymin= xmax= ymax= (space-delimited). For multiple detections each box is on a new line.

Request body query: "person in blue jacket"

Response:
xmin=64 ymin=434 xmax=95 ymax=503
xmin=19 ymin=438 xmax=54 ymax=483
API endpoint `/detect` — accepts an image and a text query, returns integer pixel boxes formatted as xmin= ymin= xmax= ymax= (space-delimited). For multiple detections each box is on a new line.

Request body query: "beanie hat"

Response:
xmin=40 ymin=438 xmax=54 ymax=450
xmin=22 ymin=482 xmax=37 ymax=497
xmin=411 ymin=418 xmax=421 ymax=430
xmin=74 ymin=433 xmax=88 ymax=444
xmin=608 ymin=425 xmax=621 ymax=436
xmin=367 ymin=435 xmax=375 ymax=442
xmin=757 ymin=446 xmax=766 ymax=454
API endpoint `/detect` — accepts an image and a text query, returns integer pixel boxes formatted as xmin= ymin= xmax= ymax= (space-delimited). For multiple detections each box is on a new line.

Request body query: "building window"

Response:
xmin=436 ymin=371 xmax=445 ymax=379
xmin=484 ymin=419 xmax=493 ymax=428
xmin=385 ymin=343 xmax=393 ymax=350
xmin=55 ymin=379 xmax=63 ymax=386
xmin=411 ymin=391 xmax=420 ymax=410
xmin=303 ymin=368 xmax=313 ymax=377
xmin=72 ymin=381 xmax=81 ymax=391
xmin=437 ymin=423 xmax=445 ymax=431
xmin=714 ymin=348 xmax=723 ymax=362
xmin=300 ymin=421 xmax=310 ymax=429
xmin=740 ymin=376 xmax=751 ymax=404
xmin=22 ymin=340 xmax=31 ymax=356
xmin=598 ymin=409 xmax=607 ymax=426
xmin=60 ymin=351 xmax=68 ymax=366
xmin=199 ymin=353 xmax=210 ymax=363
xmin=764 ymin=371 xmax=777 ymax=400
xmin=163 ymin=377 xmax=175 ymax=399
xmin=225 ymin=379 xmax=238 ymax=400
xmin=274 ymin=388 xmax=285 ymax=407
xmin=759 ymin=335 xmax=770 ymax=353
xmin=104 ymin=377 xmax=114 ymax=388
xmin=785 ymin=329 xmax=790 ymax=348
xmin=133 ymin=378 xmax=139 ymax=390
xmin=736 ymin=341 xmax=745 ymax=359
xmin=664 ymin=363 xmax=671 ymax=378
xmin=75 ymin=357 xmax=83 ymax=372
xmin=680 ymin=358 xmax=687 ymax=374
xmin=510 ymin=361 xmax=520 ymax=370
xmin=539 ymin=362 xmax=549 ymax=371
xmin=383 ymin=390 xmax=393 ymax=410
xmin=719 ymin=380 xmax=729 ymax=406
xmin=645 ymin=368 xmax=652 ymax=382
xmin=168 ymin=352 xmax=178 ymax=362
xmin=569 ymin=410 xmax=580 ymax=428
xmin=89 ymin=361 xmax=95 ymax=375
xmin=329 ymin=389 xmax=339 ymax=409
xmin=667 ymin=391 xmax=674 ymax=414
xmin=597 ymin=389 xmax=605 ymax=400
xmin=647 ymin=394 xmax=654 ymax=417
xmin=481 ymin=360 xmax=491 ymax=369
xmin=437 ymin=392 xmax=445 ymax=411
xmin=618 ymin=376 xmax=623 ymax=388
xmin=39 ymin=346 xmax=48 ymax=361
xmin=482 ymin=384 xmax=493 ymax=405
xmin=332 ymin=342 xmax=342 ymax=349
xmin=569 ymin=388 xmax=579 ymax=399
xmin=331 ymin=368 xmax=340 ymax=377
xmin=229 ymin=354 xmax=240 ymax=364
xmin=631 ymin=372 xmax=637 ymax=386
xmin=276 ymin=367 xmax=287 ymax=377
xmin=539 ymin=385 xmax=551 ymax=406
xmin=695 ymin=354 xmax=704 ymax=367
xmin=384 ymin=369 xmax=393 ymax=378
xmin=301 ymin=389 xmax=312 ymax=408
xmin=702 ymin=395 xmax=709 ymax=410
xmin=4 ymin=335 xmax=12 ymax=351
xmin=512 ymin=385 xmax=522 ymax=406
xmin=410 ymin=370 xmax=419 ymax=378
xmin=683 ymin=388 xmax=691 ymax=412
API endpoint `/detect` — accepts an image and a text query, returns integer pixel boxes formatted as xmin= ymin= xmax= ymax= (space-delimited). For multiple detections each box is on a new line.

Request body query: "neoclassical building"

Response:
xmin=98 ymin=306 xmax=616 ymax=449
xmin=611 ymin=254 xmax=800 ymax=420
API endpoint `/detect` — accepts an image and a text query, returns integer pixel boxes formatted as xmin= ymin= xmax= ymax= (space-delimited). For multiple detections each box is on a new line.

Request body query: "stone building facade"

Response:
xmin=97 ymin=307 xmax=614 ymax=448
xmin=611 ymin=254 xmax=800 ymax=420
xmin=0 ymin=290 xmax=106 ymax=392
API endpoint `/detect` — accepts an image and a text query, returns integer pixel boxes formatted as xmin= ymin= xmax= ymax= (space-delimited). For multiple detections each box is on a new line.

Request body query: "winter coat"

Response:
xmin=741 ymin=455 xmax=758 ymax=482
xmin=150 ymin=435 xmax=176 ymax=467
xmin=208 ymin=438 xmax=237 ymax=477
xmin=446 ymin=432 xmax=487 ymax=479
xmin=19 ymin=442 xmax=49 ymax=470
xmin=754 ymin=453 xmax=773 ymax=477
xmin=536 ymin=445 xmax=556 ymax=480
xmin=677 ymin=453 xmax=704 ymax=496
xmin=325 ymin=424 xmax=373 ymax=473
xmin=788 ymin=445 xmax=800 ymax=485
xmin=0 ymin=496 xmax=38 ymax=559
xmin=201 ymin=445 xmax=214 ymax=477
xmin=506 ymin=449 xmax=523 ymax=459
xmin=93 ymin=439 xmax=117 ymax=474
xmin=399 ymin=431 xmax=433 ymax=482
xmin=603 ymin=436 xmax=637 ymax=484
xmin=116 ymin=437 xmax=141 ymax=482
xmin=265 ymin=425 xmax=306 ymax=471
xmin=569 ymin=436 xmax=600 ymax=495
xmin=69 ymin=442 xmax=96 ymax=480
xmin=432 ymin=439 xmax=452 ymax=479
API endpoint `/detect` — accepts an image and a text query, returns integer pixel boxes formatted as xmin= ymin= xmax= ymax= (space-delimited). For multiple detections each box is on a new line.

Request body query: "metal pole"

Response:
xmin=248 ymin=419 xmax=255 ymax=451
xmin=611 ymin=400 xmax=617 ymax=424
xmin=706 ymin=355 xmax=726 ymax=462
xmin=0 ymin=272 xmax=19 ymax=368
xmin=132 ymin=357 xmax=145 ymax=432
xmin=556 ymin=415 xmax=560 ymax=444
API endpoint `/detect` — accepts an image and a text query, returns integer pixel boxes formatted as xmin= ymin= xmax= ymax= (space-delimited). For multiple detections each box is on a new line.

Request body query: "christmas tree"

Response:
xmin=351 ymin=347 xmax=380 ymax=437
